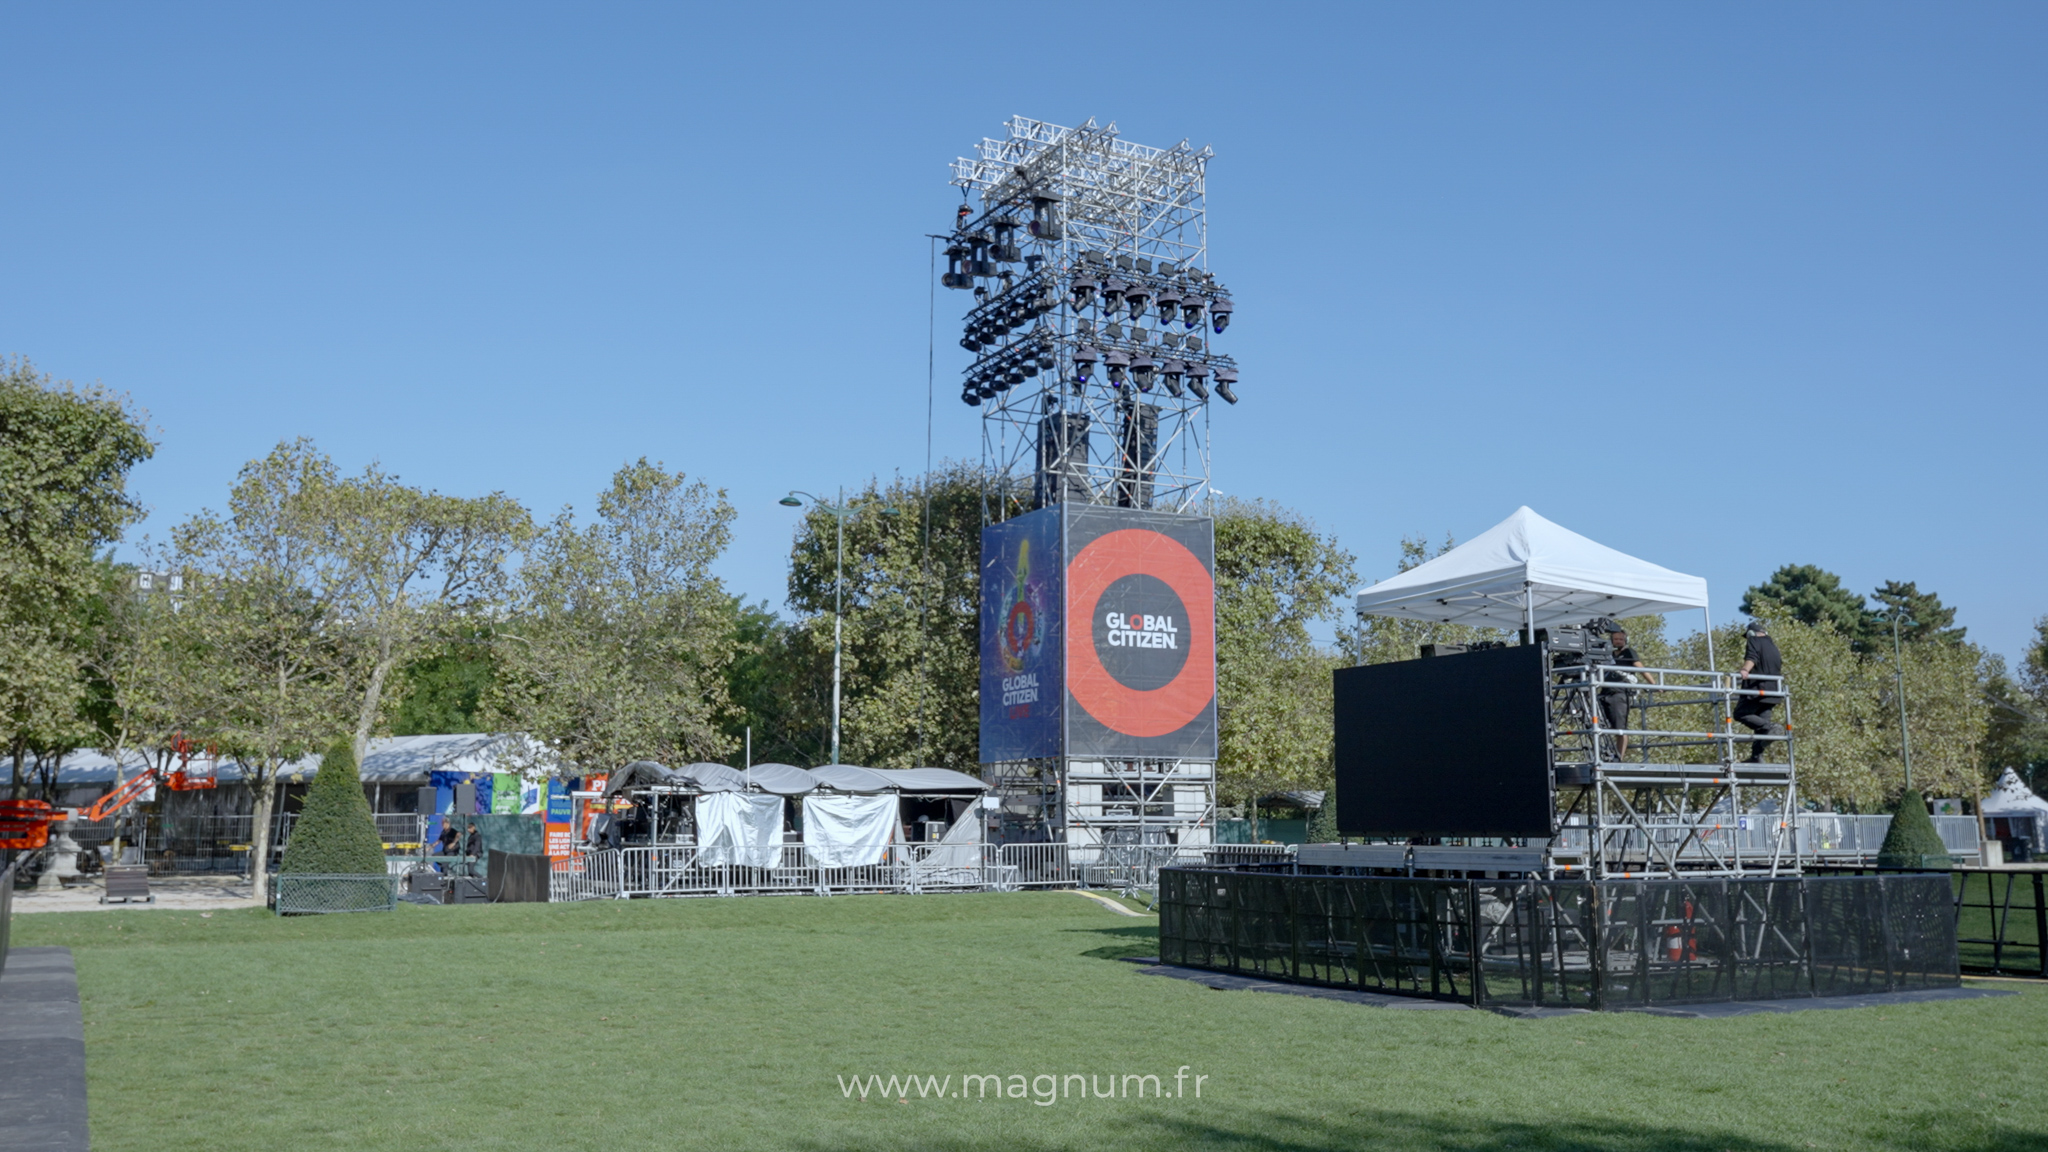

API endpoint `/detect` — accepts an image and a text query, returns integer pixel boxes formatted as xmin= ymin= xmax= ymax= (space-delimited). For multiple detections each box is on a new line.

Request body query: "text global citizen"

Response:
xmin=1104 ymin=612 xmax=1178 ymax=649
xmin=1001 ymin=673 xmax=1040 ymax=706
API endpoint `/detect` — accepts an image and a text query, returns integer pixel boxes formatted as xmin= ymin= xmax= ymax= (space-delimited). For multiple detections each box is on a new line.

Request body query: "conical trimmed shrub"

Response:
xmin=1876 ymin=791 xmax=1952 ymax=871
xmin=279 ymin=739 xmax=389 ymax=875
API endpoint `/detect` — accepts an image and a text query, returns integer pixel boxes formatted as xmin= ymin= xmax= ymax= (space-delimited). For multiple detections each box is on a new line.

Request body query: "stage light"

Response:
xmin=1184 ymin=359 xmax=1210 ymax=401
xmin=941 ymin=243 xmax=973 ymax=290
xmin=1102 ymin=278 xmax=1128 ymax=311
xmin=1153 ymin=287 xmax=1181 ymax=323
xmin=1028 ymin=191 xmax=1063 ymax=241
xmin=1161 ymin=359 xmax=1186 ymax=398
xmin=960 ymin=332 xmax=981 ymax=352
xmin=1070 ymin=275 xmax=1099 ymax=310
xmin=1210 ymin=296 xmax=1233 ymax=333
xmin=1124 ymin=283 xmax=1151 ymax=319
xmin=1105 ymin=348 xmax=1131 ymax=385
xmin=1130 ymin=352 xmax=1157 ymax=391
xmin=1213 ymin=367 xmax=1238 ymax=404
xmin=1072 ymin=344 xmax=1100 ymax=384
xmin=1181 ymin=296 xmax=1205 ymax=329
xmin=992 ymin=220 xmax=1023 ymax=263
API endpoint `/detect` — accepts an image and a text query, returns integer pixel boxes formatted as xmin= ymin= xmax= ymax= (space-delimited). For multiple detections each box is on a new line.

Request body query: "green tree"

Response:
xmin=170 ymin=445 xmax=359 ymax=902
xmin=1212 ymin=499 xmax=1356 ymax=807
xmin=0 ymin=359 xmax=155 ymax=797
xmin=485 ymin=460 xmax=738 ymax=775
xmin=1876 ymin=791 xmax=1951 ymax=870
xmin=389 ymin=626 xmax=497 ymax=735
xmin=1864 ymin=580 xmax=1965 ymax=648
xmin=278 ymin=737 xmax=388 ymax=875
xmin=1341 ymin=534 xmax=1508 ymax=666
xmin=778 ymin=465 xmax=987 ymax=769
xmin=719 ymin=600 xmax=822 ymax=767
xmin=1740 ymin=565 xmax=1867 ymax=639
xmin=292 ymin=448 xmax=531 ymax=760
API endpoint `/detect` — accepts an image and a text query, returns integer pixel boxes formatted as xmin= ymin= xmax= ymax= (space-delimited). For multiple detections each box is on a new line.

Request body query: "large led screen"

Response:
xmin=1333 ymin=644 xmax=1552 ymax=838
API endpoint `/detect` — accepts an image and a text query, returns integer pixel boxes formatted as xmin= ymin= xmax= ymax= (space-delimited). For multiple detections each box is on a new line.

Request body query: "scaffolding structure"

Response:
xmin=950 ymin=118 xmax=1240 ymax=877
xmin=1547 ymin=659 xmax=1799 ymax=880
xmin=946 ymin=116 xmax=1238 ymax=523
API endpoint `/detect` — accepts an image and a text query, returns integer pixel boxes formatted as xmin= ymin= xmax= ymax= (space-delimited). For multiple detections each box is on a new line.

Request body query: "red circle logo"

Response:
xmin=1066 ymin=529 xmax=1214 ymax=738
xmin=1005 ymin=600 xmax=1035 ymax=656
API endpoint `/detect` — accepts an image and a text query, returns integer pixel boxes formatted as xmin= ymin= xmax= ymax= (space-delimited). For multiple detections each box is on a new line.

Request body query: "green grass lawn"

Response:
xmin=17 ymin=891 xmax=2048 ymax=1152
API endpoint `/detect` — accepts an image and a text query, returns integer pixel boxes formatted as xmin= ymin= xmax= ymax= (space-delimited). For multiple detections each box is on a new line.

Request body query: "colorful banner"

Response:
xmin=979 ymin=506 xmax=1064 ymax=762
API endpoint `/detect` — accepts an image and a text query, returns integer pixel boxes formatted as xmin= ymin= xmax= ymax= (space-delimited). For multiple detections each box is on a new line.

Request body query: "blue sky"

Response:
xmin=3 ymin=3 xmax=2042 ymax=662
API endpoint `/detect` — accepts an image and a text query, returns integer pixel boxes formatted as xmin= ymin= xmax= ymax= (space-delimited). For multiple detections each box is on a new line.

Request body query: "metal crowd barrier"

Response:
xmin=544 ymin=840 xmax=1272 ymax=902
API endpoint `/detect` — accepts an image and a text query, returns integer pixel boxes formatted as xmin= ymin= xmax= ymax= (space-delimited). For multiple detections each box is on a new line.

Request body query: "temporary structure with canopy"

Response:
xmin=1354 ymin=505 xmax=1712 ymax=644
xmin=1982 ymin=768 xmax=2048 ymax=855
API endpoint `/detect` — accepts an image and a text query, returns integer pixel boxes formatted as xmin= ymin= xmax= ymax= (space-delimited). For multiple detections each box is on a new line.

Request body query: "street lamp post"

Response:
xmin=1891 ymin=605 xmax=1915 ymax=793
xmin=779 ymin=488 xmax=898 ymax=765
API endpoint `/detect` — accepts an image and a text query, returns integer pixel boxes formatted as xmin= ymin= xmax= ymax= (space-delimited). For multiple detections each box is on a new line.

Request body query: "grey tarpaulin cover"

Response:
xmin=695 ymin=792 xmax=785 ymax=868
xmin=801 ymin=794 xmax=899 ymax=867
xmin=742 ymin=763 xmax=821 ymax=795
xmin=911 ymin=805 xmax=985 ymax=879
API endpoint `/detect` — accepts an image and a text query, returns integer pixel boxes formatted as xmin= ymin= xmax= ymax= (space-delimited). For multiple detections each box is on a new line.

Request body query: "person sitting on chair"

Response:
xmin=1734 ymin=619 xmax=1785 ymax=763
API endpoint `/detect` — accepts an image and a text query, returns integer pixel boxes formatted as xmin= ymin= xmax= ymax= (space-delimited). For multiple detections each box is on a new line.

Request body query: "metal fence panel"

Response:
xmin=1157 ymin=867 xmax=1959 ymax=1010
xmin=273 ymin=873 xmax=399 ymax=915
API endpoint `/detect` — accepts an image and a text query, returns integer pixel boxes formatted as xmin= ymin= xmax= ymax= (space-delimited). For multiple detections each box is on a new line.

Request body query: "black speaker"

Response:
xmin=1035 ymin=413 xmax=1092 ymax=508
xmin=415 ymin=786 xmax=438 ymax=816
xmin=1115 ymin=401 xmax=1158 ymax=510
xmin=454 ymin=780 xmax=476 ymax=815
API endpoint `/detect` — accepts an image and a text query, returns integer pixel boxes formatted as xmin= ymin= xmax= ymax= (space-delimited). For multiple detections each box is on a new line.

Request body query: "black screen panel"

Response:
xmin=1334 ymin=644 xmax=1552 ymax=838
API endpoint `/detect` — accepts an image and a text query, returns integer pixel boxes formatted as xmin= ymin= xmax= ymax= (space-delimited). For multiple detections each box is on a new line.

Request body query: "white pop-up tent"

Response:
xmin=1353 ymin=506 xmax=1712 ymax=635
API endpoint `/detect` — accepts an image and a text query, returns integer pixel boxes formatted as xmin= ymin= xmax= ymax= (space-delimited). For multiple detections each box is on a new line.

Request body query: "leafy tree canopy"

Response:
xmin=1865 ymin=580 xmax=1965 ymax=648
xmin=1740 ymin=564 xmax=1867 ymax=638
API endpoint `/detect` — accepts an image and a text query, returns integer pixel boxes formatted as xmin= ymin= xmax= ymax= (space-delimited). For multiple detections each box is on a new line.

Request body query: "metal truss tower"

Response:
xmin=945 ymin=116 xmax=1239 ymax=523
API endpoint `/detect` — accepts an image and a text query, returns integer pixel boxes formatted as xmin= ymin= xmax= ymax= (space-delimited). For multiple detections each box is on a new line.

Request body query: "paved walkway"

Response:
xmin=0 ymin=947 xmax=88 ymax=1151
xmin=11 ymin=875 xmax=258 ymax=914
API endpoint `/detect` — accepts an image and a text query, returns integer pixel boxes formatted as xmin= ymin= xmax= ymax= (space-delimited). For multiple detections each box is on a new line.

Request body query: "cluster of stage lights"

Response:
xmin=944 ymin=206 xmax=1239 ymax=407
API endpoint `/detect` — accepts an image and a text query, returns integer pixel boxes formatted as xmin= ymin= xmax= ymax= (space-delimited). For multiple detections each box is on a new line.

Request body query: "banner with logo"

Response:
xmin=979 ymin=506 xmax=1064 ymax=761
xmin=1061 ymin=507 xmax=1217 ymax=759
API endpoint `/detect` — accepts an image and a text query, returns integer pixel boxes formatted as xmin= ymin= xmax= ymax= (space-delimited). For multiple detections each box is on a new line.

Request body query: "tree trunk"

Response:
xmin=248 ymin=773 xmax=276 ymax=905
xmin=352 ymin=651 xmax=396 ymax=765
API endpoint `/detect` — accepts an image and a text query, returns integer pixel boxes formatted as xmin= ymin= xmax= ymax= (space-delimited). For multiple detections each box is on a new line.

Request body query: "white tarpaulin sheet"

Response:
xmin=1353 ymin=506 xmax=1711 ymax=631
xmin=912 ymin=806 xmax=985 ymax=878
xmin=802 ymin=794 xmax=899 ymax=868
xmin=695 ymin=792 xmax=785 ymax=868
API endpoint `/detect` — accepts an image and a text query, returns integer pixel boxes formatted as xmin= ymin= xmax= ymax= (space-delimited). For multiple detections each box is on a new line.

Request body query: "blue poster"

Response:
xmin=980 ymin=506 xmax=1064 ymax=762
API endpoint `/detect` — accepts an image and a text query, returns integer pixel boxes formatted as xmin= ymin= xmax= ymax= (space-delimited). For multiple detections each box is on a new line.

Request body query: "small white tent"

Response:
xmin=1982 ymin=769 xmax=2048 ymax=819
xmin=1353 ymin=506 xmax=1711 ymax=634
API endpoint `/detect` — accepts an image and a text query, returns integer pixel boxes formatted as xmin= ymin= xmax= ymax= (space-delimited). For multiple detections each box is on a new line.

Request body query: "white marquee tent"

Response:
xmin=1353 ymin=506 xmax=1712 ymax=635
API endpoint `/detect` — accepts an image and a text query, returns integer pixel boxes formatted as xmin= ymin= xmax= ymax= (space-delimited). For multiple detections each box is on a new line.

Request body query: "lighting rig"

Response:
xmin=946 ymin=117 xmax=1239 ymax=519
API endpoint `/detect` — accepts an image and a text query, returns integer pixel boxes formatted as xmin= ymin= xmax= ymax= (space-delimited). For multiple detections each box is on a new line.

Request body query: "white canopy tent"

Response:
xmin=1353 ymin=506 xmax=1714 ymax=649
xmin=1982 ymin=769 xmax=2048 ymax=819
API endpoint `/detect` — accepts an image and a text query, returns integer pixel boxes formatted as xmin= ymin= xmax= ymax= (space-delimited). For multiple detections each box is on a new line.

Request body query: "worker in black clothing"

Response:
xmin=1595 ymin=619 xmax=1654 ymax=759
xmin=1733 ymin=620 xmax=1785 ymax=763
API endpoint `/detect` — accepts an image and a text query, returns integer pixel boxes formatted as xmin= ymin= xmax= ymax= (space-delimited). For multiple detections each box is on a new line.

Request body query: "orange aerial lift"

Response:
xmin=0 ymin=735 xmax=218 ymax=851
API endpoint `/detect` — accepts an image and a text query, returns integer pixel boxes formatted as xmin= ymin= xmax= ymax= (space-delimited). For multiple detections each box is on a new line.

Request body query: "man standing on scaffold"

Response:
xmin=1596 ymin=619 xmax=1653 ymax=760
xmin=1733 ymin=619 xmax=1785 ymax=763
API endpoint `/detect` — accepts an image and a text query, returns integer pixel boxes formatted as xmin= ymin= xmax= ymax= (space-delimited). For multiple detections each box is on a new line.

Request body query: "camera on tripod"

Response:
xmin=1538 ymin=624 xmax=1615 ymax=668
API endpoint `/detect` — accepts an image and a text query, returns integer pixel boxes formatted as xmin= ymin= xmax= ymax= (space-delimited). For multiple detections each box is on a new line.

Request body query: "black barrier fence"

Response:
xmin=1813 ymin=864 xmax=2048 ymax=978
xmin=1156 ymin=867 xmax=1958 ymax=1010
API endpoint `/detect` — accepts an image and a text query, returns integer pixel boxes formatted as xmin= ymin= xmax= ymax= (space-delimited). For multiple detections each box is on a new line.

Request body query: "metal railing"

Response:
xmin=545 ymin=839 xmax=1263 ymax=902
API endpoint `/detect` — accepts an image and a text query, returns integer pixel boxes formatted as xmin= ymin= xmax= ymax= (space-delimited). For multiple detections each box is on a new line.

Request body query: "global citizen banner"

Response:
xmin=979 ymin=505 xmax=1216 ymax=763
xmin=979 ymin=506 xmax=1064 ymax=762
xmin=1061 ymin=507 xmax=1217 ymax=760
